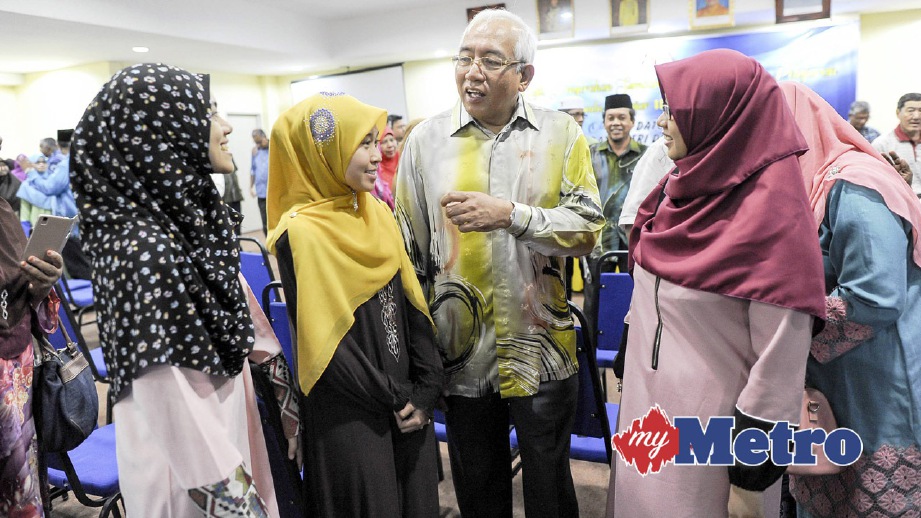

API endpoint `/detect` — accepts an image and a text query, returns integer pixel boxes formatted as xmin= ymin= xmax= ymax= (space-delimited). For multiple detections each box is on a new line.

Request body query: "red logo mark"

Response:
xmin=612 ymin=404 xmax=680 ymax=476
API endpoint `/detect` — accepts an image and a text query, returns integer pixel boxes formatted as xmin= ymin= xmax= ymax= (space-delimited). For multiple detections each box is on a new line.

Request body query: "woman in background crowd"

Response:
xmin=0 ymin=160 xmax=22 ymax=213
xmin=71 ymin=63 xmax=297 ymax=517
xmin=0 ymin=197 xmax=63 ymax=517
xmin=15 ymin=156 xmax=52 ymax=226
xmin=782 ymin=81 xmax=921 ymax=518
xmin=370 ymin=126 xmax=399 ymax=210
xmin=608 ymin=49 xmax=826 ymax=517
xmin=267 ymin=92 xmax=443 ymax=517
xmin=10 ymin=156 xmax=27 ymax=182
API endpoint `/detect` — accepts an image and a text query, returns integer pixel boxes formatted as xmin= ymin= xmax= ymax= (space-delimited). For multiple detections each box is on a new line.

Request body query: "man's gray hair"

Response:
xmin=461 ymin=9 xmax=537 ymax=68
xmin=848 ymin=101 xmax=870 ymax=116
xmin=898 ymin=93 xmax=921 ymax=111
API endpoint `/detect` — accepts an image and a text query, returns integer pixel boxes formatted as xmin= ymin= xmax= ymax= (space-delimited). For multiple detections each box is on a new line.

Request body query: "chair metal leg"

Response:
xmin=600 ymin=369 xmax=608 ymax=400
xmin=105 ymin=387 xmax=114 ymax=425
xmin=436 ymin=445 xmax=444 ymax=482
xmin=99 ymin=493 xmax=123 ymax=518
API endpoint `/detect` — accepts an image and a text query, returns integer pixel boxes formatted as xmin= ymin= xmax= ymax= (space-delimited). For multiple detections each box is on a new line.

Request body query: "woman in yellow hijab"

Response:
xmin=266 ymin=93 xmax=443 ymax=517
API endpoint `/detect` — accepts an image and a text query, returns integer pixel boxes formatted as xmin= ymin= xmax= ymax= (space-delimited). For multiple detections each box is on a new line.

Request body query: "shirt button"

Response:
xmin=290 ymin=212 xmax=298 ymax=218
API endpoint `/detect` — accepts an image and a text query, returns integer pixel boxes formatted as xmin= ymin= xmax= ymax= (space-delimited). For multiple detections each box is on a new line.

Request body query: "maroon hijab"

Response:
xmin=630 ymin=49 xmax=826 ymax=322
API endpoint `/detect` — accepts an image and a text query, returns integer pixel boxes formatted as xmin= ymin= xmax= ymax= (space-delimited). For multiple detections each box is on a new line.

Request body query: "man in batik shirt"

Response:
xmin=396 ymin=9 xmax=602 ymax=518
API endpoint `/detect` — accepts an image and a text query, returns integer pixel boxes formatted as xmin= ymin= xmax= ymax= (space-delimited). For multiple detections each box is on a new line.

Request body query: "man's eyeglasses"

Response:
xmin=452 ymin=55 xmax=523 ymax=72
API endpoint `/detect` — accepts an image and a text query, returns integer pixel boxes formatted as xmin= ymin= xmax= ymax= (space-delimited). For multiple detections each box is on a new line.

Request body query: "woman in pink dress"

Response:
xmin=606 ymin=49 xmax=827 ymax=517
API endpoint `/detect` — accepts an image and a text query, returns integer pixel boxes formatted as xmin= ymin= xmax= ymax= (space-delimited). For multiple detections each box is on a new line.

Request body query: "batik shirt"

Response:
xmin=590 ymin=137 xmax=647 ymax=252
xmin=396 ymin=97 xmax=603 ymax=398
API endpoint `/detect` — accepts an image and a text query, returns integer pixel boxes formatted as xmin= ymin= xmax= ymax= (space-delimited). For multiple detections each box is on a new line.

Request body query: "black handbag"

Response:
xmin=32 ymin=316 xmax=99 ymax=453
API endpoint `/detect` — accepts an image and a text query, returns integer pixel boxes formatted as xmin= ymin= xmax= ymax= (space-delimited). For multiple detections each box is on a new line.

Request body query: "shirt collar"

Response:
xmin=600 ymin=137 xmax=643 ymax=155
xmin=452 ymin=95 xmax=538 ymax=136
xmin=894 ymin=124 xmax=918 ymax=144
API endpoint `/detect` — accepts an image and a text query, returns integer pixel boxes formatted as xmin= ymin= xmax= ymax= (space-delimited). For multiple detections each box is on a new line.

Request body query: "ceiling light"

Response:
xmin=132 ymin=46 xmax=149 ymax=53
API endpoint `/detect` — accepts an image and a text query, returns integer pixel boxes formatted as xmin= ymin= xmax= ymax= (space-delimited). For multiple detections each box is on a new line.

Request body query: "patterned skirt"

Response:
xmin=791 ymin=444 xmax=921 ymax=517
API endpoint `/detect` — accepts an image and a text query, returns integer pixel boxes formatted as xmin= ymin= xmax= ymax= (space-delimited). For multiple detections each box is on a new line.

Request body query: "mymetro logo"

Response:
xmin=612 ymin=405 xmax=863 ymax=476
xmin=612 ymin=405 xmax=679 ymax=475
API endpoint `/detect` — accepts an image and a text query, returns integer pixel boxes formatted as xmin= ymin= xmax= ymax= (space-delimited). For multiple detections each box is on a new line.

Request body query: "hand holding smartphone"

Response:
xmin=21 ymin=215 xmax=76 ymax=261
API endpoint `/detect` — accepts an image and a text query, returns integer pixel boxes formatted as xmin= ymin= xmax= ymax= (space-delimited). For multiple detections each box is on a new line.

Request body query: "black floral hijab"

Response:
xmin=70 ymin=63 xmax=254 ymax=400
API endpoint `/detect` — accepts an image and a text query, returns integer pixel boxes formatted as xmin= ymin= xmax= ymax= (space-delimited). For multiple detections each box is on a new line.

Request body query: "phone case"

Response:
xmin=21 ymin=215 xmax=75 ymax=261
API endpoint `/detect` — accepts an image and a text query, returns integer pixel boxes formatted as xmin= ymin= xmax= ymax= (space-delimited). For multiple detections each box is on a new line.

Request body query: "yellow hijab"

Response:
xmin=265 ymin=93 xmax=432 ymax=396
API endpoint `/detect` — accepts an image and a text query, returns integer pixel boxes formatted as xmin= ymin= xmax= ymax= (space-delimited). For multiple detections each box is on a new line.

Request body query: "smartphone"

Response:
xmin=21 ymin=215 xmax=76 ymax=261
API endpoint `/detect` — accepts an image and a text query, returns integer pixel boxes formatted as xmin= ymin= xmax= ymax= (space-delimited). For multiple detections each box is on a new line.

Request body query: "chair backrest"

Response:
xmin=569 ymin=301 xmax=613 ymax=464
xmin=596 ymin=272 xmax=633 ymax=352
xmin=57 ymin=278 xmax=94 ymax=309
xmin=262 ymin=281 xmax=296 ymax=371
xmin=239 ymin=236 xmax=277 ymax=311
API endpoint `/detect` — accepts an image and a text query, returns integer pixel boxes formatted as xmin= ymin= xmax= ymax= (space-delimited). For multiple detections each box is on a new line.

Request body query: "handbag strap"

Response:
xmin=31 ymin=311 xmax=78 ymax=360
xmin=58 ymin=316 xmax=76 ymax=348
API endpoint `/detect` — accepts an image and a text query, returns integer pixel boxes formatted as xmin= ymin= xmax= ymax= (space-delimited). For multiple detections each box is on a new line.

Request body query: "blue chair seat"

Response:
xmin=47 ymin=424 xmax=120 ymax=497
xmin=63 ymin=279 xmax=93 ymax=291
xmin=569 ymin=402 xmax=619 ymax=463
xmin=90 ymin=348 xmax=108 ymax=378
xmin=433 ymin=409 xmax=448 ymax=443
xmin=64 ymin=286 xmax=94 ymax=308
xmin=596 ymin=349 xmax=617 ymax=369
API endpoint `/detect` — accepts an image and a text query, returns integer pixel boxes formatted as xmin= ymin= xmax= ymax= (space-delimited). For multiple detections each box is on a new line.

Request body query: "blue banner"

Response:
xmin=529 ymin=22 xmax=858 ymax=145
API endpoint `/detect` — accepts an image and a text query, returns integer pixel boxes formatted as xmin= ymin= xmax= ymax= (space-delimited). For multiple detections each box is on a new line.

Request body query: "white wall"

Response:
xmin=3 ymin=5 xmax=921 ymax=159
xmin=858 ymin=8 xmax=921 ymax=134
xmin=0 ymin=86 xmax=19 ymax=155
xmin=7 ymin=62 xmax=114 ymax=158
xmin=403 ymin=59 xmax=457 ymax=120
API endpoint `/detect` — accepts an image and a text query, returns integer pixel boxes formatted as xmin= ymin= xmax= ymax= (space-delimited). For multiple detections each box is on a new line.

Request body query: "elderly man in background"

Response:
xmin=29 ymin=137 xmax=57 ymax=163
xmin=396 ymin=9 xmax=602 ymax=518
xmin=873 ymin=92 xmax=921 ymax=196
xmin=249 ymin=128 xmax=270 ymax=235
xmin=848 ymin=100 xmax=880 ymax=143
xmin=558 ymin=95 xmax=585 ymax=127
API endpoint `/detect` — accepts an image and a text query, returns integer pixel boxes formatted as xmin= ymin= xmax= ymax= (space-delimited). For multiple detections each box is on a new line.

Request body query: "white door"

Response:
xmin=226 ymin=113 xmax=263 ymax=236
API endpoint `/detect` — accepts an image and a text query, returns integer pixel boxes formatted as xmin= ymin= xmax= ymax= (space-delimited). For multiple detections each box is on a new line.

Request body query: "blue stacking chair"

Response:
xmin=46 ymin=424 xmax=123 ymax=517
xmin=590 ymin=251 xmax=633 ymax=397
xmin=433 ymin=409 xmax=448 ymax=443
xmin=240 ymin=236 xmax=278 ymax=312
xmin=57 ymin=278 xmax=96 ymax=326
xmin=508 ymin=302 xmax=618 ymax=465
xmin=590 ymin=251 xmax=632 ymax=369
xmin=262 ymin=281 xmax=296 ymax=370
xmin=568 ymin=302 xmax=618 ymax=464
